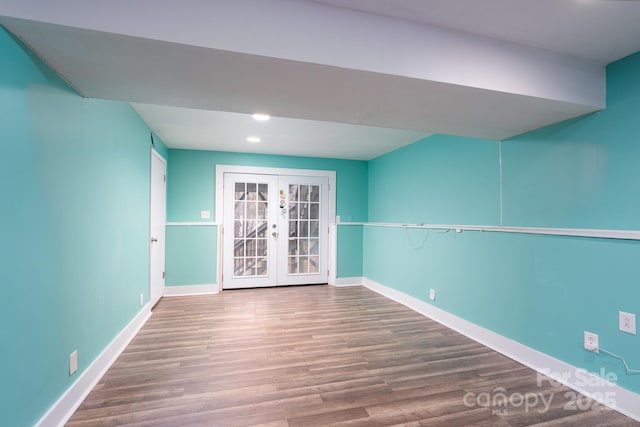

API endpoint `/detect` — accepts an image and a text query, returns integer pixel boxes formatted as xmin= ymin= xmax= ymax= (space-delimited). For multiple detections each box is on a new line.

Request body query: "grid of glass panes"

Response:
xmin=233 ymin=182 xmax=269 ymax=277
xmin=288 ymin=184 xmax=320 ymax=274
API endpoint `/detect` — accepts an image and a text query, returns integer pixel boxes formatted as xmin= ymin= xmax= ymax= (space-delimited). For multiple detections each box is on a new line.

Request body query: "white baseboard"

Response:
xmin=36 ymin=305 xmax=152 ymax=427
xmin=163 ymin=284 xmax=219 ymax=296
xmin=362 ymin=278 xmax=640 ymax=422
xmin=333 ymin=277 xmax=363 ymax=287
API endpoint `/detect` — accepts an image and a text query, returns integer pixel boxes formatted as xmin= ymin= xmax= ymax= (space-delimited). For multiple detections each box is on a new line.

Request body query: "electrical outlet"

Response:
xmin=584 ymin=331 xmax=599 ymax=353
xmin=70 ymin=350 xmax=78 ymax=375
xmin=619 ymin=311 xmax=636 ymax=335
xmin=140 ymin=293 xmax=144 ymax=307
xmin=429 ymin=288 xmax=436 ymax=301
xmin=200 ymin=210 xmax=210 ymax=219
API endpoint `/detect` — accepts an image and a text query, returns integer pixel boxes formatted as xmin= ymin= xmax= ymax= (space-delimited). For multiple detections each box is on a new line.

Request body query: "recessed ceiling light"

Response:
xmin=252 ymin=113 xmax=270 ymax=122
xmin=247 ymin=136 xmax=261 ymax=143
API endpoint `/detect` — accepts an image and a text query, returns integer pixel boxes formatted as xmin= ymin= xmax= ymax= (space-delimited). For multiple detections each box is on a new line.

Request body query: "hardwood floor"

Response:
xmin=67 ymin=285 xmax=638 ymax=426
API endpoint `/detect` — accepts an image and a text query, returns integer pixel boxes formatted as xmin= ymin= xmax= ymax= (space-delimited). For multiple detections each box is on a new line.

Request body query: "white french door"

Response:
xmin=222 ymin=173 xmax=328 ymax=289
xmin=223 ymin=174 xmax=278 ymax=289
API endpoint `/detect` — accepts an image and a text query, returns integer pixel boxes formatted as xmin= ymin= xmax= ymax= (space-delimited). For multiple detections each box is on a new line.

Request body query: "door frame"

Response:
xmin=149 ymin=148 xmax=167 ymax=307
xmin=215 ymin=165 xmax=337 ymax=289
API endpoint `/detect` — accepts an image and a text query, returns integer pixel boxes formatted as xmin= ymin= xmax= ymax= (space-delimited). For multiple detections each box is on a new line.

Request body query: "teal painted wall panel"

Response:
xmin=0 ymin=28 xmax=159 ymax=426
xmin=166 ymin=150 xmax=217 ymax=223
xmin=364 ymin=52 xmax=640 ymax=396
xmin=502 ymin=54 xmax=640 ymax=230
xmin=166 ymin=149 xmax=367 ymax=283
xmin=151 ymin=132 xmax=169 ymax=160
xmin=368 ymin=134 xmax=500 ymax=224
xmin=165 ymin=226 xmax=217 ymax=286
xmin=363 ymin=227 xmax=640 ymax=392
xmin=167 ymin=149 xmax=368 ymax=222
xmin=336 ymin=225 xmax=363 ymax=278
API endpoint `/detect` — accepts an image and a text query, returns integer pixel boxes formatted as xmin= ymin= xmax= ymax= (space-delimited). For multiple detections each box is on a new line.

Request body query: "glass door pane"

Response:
xmin=287 ymin=184 xmax=321 ymax=274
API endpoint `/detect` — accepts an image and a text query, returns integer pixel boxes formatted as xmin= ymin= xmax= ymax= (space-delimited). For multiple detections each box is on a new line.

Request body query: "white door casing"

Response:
xmin=149 ymin=149 xmax=166 ymax=306
xmin=218 ymin=166 xmax=335 ymax=289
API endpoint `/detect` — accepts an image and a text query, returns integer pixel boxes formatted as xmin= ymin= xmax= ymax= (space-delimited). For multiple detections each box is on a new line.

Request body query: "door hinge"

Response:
xmin=162 ymin=271 xmax=165 ymax=279
xmin=164 ymin=174 xmax=166 ymax=183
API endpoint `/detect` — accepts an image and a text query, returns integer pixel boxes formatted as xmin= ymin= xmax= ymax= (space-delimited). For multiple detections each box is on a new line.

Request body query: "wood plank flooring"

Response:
xmin=67 ymin=285 xmax=638 ymax=426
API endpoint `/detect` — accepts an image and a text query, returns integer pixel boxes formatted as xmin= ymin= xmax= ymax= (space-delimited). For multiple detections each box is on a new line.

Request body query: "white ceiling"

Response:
xmin=132 ymin=104 xmax=430 ymax=160
xmin=312 ymin=0 xmax=640 ymax=63
xmin=1 ymin=0 xmax=640 ymax=160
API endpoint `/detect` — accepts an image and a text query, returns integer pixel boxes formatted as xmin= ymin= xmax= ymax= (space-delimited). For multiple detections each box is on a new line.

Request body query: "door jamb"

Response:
xmin=149 ymin=148 xmax=167 ymax=307
xmin=215 ymin=165 xmax=337 ymax=289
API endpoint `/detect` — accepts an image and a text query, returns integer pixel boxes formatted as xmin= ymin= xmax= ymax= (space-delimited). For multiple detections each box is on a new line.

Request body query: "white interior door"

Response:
xmin=223 ymin=173 xmax=328 ymax=289
xmin=149 ymin=150 xmax=166 ymax=307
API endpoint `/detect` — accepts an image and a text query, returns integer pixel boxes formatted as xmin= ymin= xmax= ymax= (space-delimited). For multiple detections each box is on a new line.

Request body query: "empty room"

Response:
xmin=2 ymin=1 xmax=640 ymax=426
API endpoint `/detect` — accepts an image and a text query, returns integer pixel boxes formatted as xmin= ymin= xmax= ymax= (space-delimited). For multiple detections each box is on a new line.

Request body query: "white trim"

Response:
xmin=165 ymin=222 xmax=219 ymax=226
xmin=163 ymin=284 xmax=219 ymax=296
xmin=215 ymin=165 xmax=337 ymax=289
xmin=338 ymin=222 xmax=640 ymax=241
xmin=216 ymin=222 xmax=223 ymax=290
xmin=333 ymin=277 xmax=363 ymax=287
xmin=36 ymin=305 xmax=152 ymax=427
xmin=151 ymin=147 xmax=165 ymax=163
xmin=362 ymin=278 xmax=640 ymax=422
xmin=328 ymin=224 xmax=337 ymax=286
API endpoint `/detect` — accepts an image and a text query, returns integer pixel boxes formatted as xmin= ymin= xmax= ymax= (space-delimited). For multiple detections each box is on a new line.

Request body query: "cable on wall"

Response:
xmin=600 ymin=348 xmax=640 ymax=375
xmin=404 ymin=227 xmax=429 ymax=249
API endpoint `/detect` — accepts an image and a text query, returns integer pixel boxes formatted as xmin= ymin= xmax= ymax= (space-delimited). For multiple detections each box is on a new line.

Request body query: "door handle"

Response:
xmin=151 ymin=237 xmax=158 ymax=243
xmin=272 ymin=232 xmax=278 ymax=238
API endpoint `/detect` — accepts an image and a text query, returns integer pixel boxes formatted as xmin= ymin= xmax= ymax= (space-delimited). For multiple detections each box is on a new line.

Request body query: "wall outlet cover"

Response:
xmin=619 ymin=311 xmax=636 ymax=335
xmin=584 ymin=331 xmax=599 ymax=353
xmin=429 ymin=288 xmax=436 ymax=301
xmin=69 ymin=350 xmax=78 ymax=375
xmin=200 ymin=210 xmax=211 ymax=219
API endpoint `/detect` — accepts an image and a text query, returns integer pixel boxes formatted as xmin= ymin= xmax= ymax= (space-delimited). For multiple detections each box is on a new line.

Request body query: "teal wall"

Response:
xmin=0 ymin=28 xmax=167 ymax=427
xmin=502 ymin=56 xmax=640 ymax=230
xmin=165 ymin=149 xmax=368 ymax=285
xmin=364 ymin=52 xmax=640 ymax=395
xmin=336 ymin=225 xmax=364 ymax=279
xmin=368 ymin=134 xmax=500 ymax=224
xmin=165 ymin=225 xmax=217 ymax=286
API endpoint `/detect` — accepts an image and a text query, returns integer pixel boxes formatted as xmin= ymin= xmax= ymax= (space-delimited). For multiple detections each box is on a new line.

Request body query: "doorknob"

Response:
xmin=151 ymin=237 xmax=158 ymax=243
xmin=272 ymin=231 xmax=278 ymax=238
